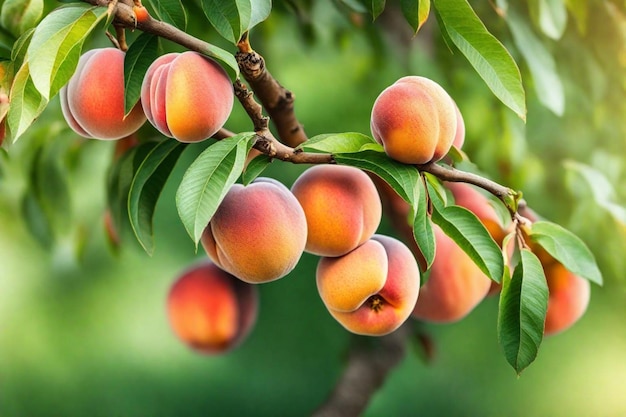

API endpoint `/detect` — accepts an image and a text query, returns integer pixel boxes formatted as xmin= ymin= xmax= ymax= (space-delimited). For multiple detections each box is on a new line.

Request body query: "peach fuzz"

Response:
xmin=412 ymin=225 xmax=492 ymax=323
xmin=141 ymin=51 xmax=233 ymax=143
xmin=543 ymin=262 xmax=591 ymax=336
xmin=60 ymin=48 xmax=146 ymax=140
xmin=316 ymin=235 xmax=420 ymax=336
xmin=201 ymin=178 xmax=307 ymax=284
xmin=291 ymin=165 xmax=382 ymax=257
xmin=370 ymin=76 xmax=457 ymax=165
xmin=167 ymin=261 xmax=258 ymax=354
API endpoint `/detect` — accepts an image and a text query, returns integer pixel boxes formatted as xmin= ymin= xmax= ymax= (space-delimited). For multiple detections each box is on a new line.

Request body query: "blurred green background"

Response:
xmin=1 ymin=1 xmax=626 ymax=416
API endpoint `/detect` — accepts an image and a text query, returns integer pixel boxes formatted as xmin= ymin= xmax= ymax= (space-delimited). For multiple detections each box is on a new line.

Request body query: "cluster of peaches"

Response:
xmin=60 ymin=48 xmax=590 ymax=355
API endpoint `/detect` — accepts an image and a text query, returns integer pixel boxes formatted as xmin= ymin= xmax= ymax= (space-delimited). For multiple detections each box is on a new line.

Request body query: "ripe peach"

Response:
xmin=201 ymin=178 xmax=307 ymax=284
xmin=412 ymin=225 xmax=492 ymax=323
xmin=543 ymin=259 xmax=591 ymax=336
xmin=291 ymin=165 xmax=382 ymax=257
xmin=141 ymin=51 xmax=233 ymax=142
xmin=317 ymin=234 xmax=420 ymax=336
xmin=370 ymin=76 xmax=457 ymax=164
xmin=60 ymin=48 xmax=147 ymax=140
xmin=167 ymin=261 xmax=258 ymax=354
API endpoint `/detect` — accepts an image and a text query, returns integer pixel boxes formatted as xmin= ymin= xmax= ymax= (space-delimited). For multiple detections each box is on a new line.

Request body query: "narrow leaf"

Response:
xmin=7 ymin=62 xmax=47 ymax=142
xmin=148 ymin=0 xmax=188 ymax=30
xmin=0 ymin=0 xmax=44 ymax=37
xmin=334 ymin=149 xmax=420 ymax=206
xmin=371 ymin=0 xmax=386 ymax=19
xmin=432 ymin=0 xmax=526 ymax=120
xmin=506 ymin=8 xmax=564 ymax=115
xmin=298 ymin=132 xmax=378 ymax=154
xmin=401 ymin=0 xmax=430 ymax=33
xmin=498 ymin=248 xmax=548 ymax=375
xmin=27 ymin=4 xmax=108 ymax=100
xmin=241 ymin=153 xmax=272 ymax=185
xmin=528 ymin=0 xmax=567 ymax=40
xmin=413 ymin=177 xmax=435 ymax=270
xmin=128 ymin=140 xmax=186 ymax=255
xmin=202 ymin=0 xmax=251 ymax=44
xmin=176 ymin=133 xmax=256 ymax=244
xmin=431 ymin=197 xmax=504 ymax=283
xmin=529 ymin=221 xmax=603 ymax=285
xmin=124 ymin=33 xmax=159 ymax=116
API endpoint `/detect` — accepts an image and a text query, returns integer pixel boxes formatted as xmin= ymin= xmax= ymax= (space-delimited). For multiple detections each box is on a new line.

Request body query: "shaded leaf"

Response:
xmin=498 ymin=248 xmax=548 ymax=375
xmin=128 ymin=140 xmax=186 ymax=255
xmin=430 ymin=191 xmax=504 ymax=283
xmin=148 ymin=0 xmax=187 ymax=29
xmin=529 ymin=0 xmax=567 ymax=40
xmin=241 ymin=153 xmax=272 ymax=185
xmin=202 ymin=0 xmax=251 ymax=44
xmin=7 ymin=62 xmax=47 ymax=142
xmin=413 ymin=177 xmax=435 ymax=270
xmin=124 ymin=32 xmax=159 ymax=116
xmin=401 ymin=0 xmax=430 ymax=33
xmin=0 ymin=0 xmax=44 ymax=37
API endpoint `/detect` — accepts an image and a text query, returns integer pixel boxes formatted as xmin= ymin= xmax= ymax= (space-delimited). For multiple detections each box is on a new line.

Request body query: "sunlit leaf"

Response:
xmin=529 ymin=221 xmax=603 ymax=285
xmin=0 ymin=0 xmax=44 ymax=37
xmin=176 ymin=133 xmax=256 ymax=244
xmin=432 ymin=0 xmax=526 ymax=120
xmin=401 ymin=0 xmax=430 ymax=33
xmin=27 ymin=4 xmax=108 ymax=100
xmin=7 ymin=62 xmax=47 ymax=142
xmin=298 ymin=132 xmax=378 ymax=154
xmin=528 ymin=0 xmax=567 ymax=40
xmin=413 ymin=177 xmax=435 ymax=270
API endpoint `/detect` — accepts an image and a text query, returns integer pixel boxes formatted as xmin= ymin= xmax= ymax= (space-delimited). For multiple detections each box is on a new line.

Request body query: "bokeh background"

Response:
xmin=1 ymin=1 xmax=626 ymax=416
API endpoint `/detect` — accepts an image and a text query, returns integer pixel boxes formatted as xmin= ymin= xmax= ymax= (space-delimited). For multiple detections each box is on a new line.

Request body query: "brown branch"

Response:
xmin=311 ymin=324 xmax=411 ymax=417
xmin=236 ymin=32 xmax=308 ymax=147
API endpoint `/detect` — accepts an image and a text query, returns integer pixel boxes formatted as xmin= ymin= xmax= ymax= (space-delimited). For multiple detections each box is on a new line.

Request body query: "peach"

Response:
xmin=452 ymin=103 xmax=465 ymax=149
xmin=60 ymin=48 xmax=147 ymax=140
xmin=317 ymin=234 xmax=420 ymax=336
xmin=370 ymin=76 xmax=457 ymax=164
xmin=141 ymin=51 xmax=233 ymax=142
xmin=167 ymin=261 xmax=258 ymax=354
xmin=201 ymin=178 xmax=307 ymax=284
xmin=291 ymin=165 xmax=382 ymax=257
xmin=412 ymin=225 xmax=492 ymax=323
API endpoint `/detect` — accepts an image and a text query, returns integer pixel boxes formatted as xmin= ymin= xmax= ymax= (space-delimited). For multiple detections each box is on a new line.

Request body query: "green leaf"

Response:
xmin=506 ymin=8 xmax=564 ymax=115
xmin=529 ymin=221 xmax=603 ymax=285
xmin=564 ymin=0 xmax=587 ymax=34
xmin=528 ymin=0 xmax=567 ymax=40
xmin=371 ymin=0 xmax=386 ymax=19
xmin=202 ymin=0 xmax=252 ymax=44
xmin=431 ymin=194 xmax=504 ymax=283
xmin=202 ymin=44 xmax=239 ymax=78
xmin=241 ymin=153 xmax=272 ymax=185
xmin=249 ymin=0 xmax=272 ymax=29
xmin=334 ymin=149 xmax=420 ymax=206
xmin=563 ymin=160 xmax=626 ymax=225
xmin=432 ymin=0 xmax=526 ymax=120
xmin=148 ymin=0 xmax=188 ymax=30
xmin=21 ymin=190 xmax=54 ymax=249
xmin=7 ymin=62 xmax=47 ymax=142
xmin=298 ymin=132 xmax=378 ymax=154
xmin=124 ymin=33 xmax=159 ymax=116
xmin=413 ymin=177 xmax=435 ymax=270
xmin=0 ymin=0 xmax=44 ymax=37
xmin=128 ymin=140 xmax=186 ymax=255
xmin=176 ymin=133 xmax=256 ymax=244
xmin=27 ymin=4 xmax=108 ymax=100
xmin=401 ymin=0 xmax=430 ymax=33
xmin=498 ymin=248 xmax=548 ymax=375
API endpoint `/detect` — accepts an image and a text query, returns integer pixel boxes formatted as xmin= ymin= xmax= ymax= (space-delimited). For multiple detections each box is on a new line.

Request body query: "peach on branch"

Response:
xmin=141 ymin=51 xmax=234 ymax=142
xmin=316 ymin=234 xmax=420 ymax=336
xmin=412 ymin=225 xmax=492 ymax=323
xmin=60 ymin=48 xmax=147 ymax=140
xmin=291 ymin=165 xmax=382 ymax=257
xmin=370 ymin=76 xmax=457 ymax=164
xmin=201 ymin=178 xmax=307 ymax=284
xmin=167 ymin=261 xmax=258 ymax=354
xmin=543 ymin=262 xmax=591 ymax=336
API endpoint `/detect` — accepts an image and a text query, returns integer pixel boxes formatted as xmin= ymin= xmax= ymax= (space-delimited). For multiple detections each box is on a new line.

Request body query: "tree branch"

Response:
xmin=311 ymin=324 xmax=411 ymax=417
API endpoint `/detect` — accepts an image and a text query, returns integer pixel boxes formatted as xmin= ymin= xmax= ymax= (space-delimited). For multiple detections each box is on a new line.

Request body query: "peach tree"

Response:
xmin=0 ymin=0 xmax=621 ymax=415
